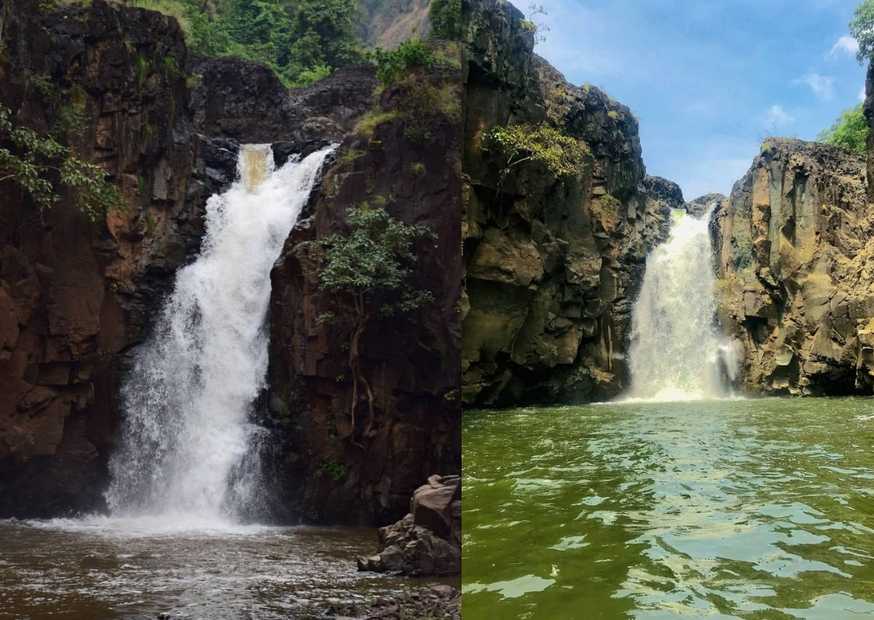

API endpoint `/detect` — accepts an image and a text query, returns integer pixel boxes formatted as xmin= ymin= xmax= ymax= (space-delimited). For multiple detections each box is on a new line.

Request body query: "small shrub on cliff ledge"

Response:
xmin=818 ymin=104 xmax=869 ymax=154
xmin=0 ymin=105 xmax=120 ymax=221
xmin=372 ymin=39 xmax=435 ymax=85
xmin=312 ymin=205 xmax=434 ymax=444
xmin=483 ymin=123 xmax=589 ymax=185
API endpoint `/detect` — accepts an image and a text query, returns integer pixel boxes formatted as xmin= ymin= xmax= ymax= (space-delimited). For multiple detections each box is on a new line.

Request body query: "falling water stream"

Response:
xmin=627 ymin=208 xmax=735 ymax=401
xmin=105 ymin=144 xmax=332 ymax=525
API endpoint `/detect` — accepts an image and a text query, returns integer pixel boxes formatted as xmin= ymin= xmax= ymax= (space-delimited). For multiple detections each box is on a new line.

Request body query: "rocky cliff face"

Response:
xmin=0 ymin=0 xmax=461 ymax=522
xmin=712 ymin=139 xmax=874 ymax=395
xmin=0 ymin=0 xmax=212 ymax=516
xmin=264 ymin=48 xmax=462 ymax=524
xmin=461 ymin=0 xmax=675 ymax=406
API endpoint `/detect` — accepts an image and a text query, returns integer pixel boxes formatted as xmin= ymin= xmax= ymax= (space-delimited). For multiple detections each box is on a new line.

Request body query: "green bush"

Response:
xmin=0 ymin=104 xmax=120 ymax=221
xmin=483 ymin=123 xmax=589 ymax=182
xmin=818 ymin=104 xmax=869 ymax=154
xmin=371 ymin=38 xmax=435 ymax=85
xmin=312 ymin=205 xmax=434 ymax=443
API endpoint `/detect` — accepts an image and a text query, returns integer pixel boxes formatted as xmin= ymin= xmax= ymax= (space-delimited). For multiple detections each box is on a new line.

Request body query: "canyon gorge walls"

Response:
xmin=461 ymin=0 xmax=678 ymax=407
xmin=0 ymin=0 xmax=460 ymax=523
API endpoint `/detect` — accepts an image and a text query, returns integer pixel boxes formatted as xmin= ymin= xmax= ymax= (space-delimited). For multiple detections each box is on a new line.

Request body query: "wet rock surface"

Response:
xmin=712 ymin=138 xmax=874 ymax=395
xmin=357 ymin=475 xmax=461 ymax=577
xmin=311 ymin=584 xmax=461 ymax=620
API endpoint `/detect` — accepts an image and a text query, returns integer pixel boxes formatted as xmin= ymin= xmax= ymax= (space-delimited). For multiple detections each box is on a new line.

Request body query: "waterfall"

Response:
xmin=626 ymin=208 xmax=731 ymax=401
xmin=106 ymin=144 xmax=334 ymax=524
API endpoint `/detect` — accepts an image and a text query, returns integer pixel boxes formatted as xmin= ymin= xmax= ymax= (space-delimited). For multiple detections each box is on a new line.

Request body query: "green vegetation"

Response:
xmin=353 ymin=110 xmax=399 ymax=138
xmin=0 ymin=105 xmax=120 ymax=221
xmin=483 ymin=122 xmax=588 ymax=183
xmin=127 ymin=0 xmax=363 ymax=87
xmin=430 ymin=0 xmax=462 ymax=40
xmin=818 ymin=104 xmax=869 ymax=154
xmin=851 ymin=0 xmax=874 ymax=61
xmin=520 ymin=19 xmax=537 ymax=33
xmin=319 ymin=460 xmax=346 ymax=482
xmin=313 ymin=205 xmax=434 ymax=444
xmin=372 ymin=38 xmax=434 ymax=86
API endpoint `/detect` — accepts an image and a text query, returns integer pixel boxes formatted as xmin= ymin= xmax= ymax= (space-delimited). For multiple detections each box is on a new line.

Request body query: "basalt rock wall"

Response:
xmin=264 ymin=50 xmax=463 ymax=525
xmin=0 ymin=0 xmax=451 ymax=523
xmin=712 ymin=139 xmax=874 ymax=395
xmin=0 ymin=0 xmax=209 ymax=516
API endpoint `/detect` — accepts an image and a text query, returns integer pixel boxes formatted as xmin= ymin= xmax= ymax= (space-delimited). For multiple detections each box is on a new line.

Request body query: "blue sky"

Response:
xmin=526 ymin=0 xmax=867 ymax=199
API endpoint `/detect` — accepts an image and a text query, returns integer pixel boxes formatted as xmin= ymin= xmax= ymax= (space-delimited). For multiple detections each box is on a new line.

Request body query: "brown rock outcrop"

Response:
xmin=712 ymin=139 xmax=874 ymax=395
xmin=262 ymin=48 xmax=462 ymax=524
xmin=357 ymin=474 xmax=461 ymax=576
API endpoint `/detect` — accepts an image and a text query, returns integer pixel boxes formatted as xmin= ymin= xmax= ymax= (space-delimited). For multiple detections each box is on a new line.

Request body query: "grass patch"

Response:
xmin=354 ymin=110 xmax=399 ymax=138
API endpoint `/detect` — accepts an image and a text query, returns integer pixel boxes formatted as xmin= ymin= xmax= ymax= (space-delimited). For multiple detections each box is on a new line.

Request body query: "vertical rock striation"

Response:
xmin=264 ymin=50 xmax=463 ymax=524
xmin=712 ymin=139 xmax=874 ymax=395
xmin=461 ymin=0 xmax=676 ymax=406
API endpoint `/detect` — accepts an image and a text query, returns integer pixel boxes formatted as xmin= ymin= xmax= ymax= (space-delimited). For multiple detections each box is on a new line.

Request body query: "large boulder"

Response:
xmin=357 ymin=474 xmax=461 ymax=576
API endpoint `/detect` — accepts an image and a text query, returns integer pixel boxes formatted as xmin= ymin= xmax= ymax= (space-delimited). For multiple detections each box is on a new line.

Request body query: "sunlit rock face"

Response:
xmin=712 ymin=138 xmax=874 ymax=395
xmin=461 ymin=0 xmax=676 ymax=407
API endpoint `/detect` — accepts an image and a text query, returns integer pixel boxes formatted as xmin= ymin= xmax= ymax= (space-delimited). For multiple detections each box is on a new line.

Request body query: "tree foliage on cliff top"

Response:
xmin=851 ymin=0 xmax=874 ymax=61
xmin=129 ymin=0 xmax=363 ymax=87
xmin=818 ymin=104 xmax=869 ymax=154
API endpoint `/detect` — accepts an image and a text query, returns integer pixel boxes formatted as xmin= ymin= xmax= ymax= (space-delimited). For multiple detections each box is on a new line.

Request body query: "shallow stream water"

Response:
xmin=462 ymin=398 xmax=874 ymax=619
xmin=0 ymin=519 xmax=441 ymax=619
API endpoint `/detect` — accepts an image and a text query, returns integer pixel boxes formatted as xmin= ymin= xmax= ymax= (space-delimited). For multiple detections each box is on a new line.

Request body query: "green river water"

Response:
xmin=462 ymin=398 xmax=874 ymax=619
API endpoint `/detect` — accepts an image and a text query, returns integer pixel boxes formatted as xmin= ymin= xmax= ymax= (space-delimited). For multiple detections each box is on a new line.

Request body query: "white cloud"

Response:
xmin=860 ymin=85 xmax=867 ymax=102
xmin=794 ymin=73 xmax=834 ymax=100
xmin=829 ymin=35 xmax=859 ymax=58
xmin=764 ymin=104 xmax=795 ymax=128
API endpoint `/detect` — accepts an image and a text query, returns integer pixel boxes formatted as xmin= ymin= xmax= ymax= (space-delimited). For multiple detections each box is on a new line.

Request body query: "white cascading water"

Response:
xmin=626 ymin=208 xmax=732 ymax=401
xmin=106 ymin=144 xmax=334 ymax=525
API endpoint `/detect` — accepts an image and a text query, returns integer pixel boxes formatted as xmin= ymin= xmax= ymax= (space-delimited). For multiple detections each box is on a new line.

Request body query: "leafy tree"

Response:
xmin=129 ymin=0 xmax=363 ymax=87
xmin=0 ymin=104 xmax=120 ymax=221
xmin=313 ymin=205 xmax=434 ymax=444
xmin=851 ymin=0 xmax=874 ymax=62
xmin=483 ymin=122 xmax=589 ymax=186
xmin=430 ymin=0 xmax=461 ymax=40
xmin=818 ymin=104 xmax=869 ymax=154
